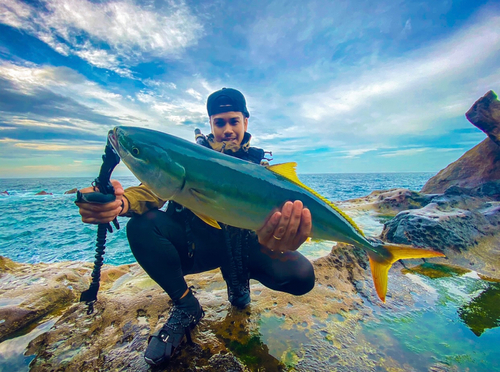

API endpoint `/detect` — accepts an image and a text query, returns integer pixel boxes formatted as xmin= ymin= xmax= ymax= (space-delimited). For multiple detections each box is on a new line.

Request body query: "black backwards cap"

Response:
xmin=207 ymin=88 xmax=250 ymax=118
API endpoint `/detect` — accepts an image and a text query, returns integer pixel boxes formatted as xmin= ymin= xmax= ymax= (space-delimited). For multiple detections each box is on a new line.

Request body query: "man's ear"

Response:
xmin=244 ymin=116 xmax=248 ymax=132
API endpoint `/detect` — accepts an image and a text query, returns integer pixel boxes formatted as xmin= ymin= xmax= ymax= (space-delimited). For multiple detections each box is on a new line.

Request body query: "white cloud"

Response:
xmin=144 ymin=79 xmax=177 ymax=90
xmin=0 ymin=0 xmax=204 ymax=74
xmin=0 ymin=0 xmax=32 ymax=28
xmin=0 ymin=62 xmax=159 ymax=138
xmin=340 ymin=148 xmax=378 ymax=158
xmin=294 ymin=12 xmax=500 ymax=141
xmin=378 ymin=148 xmax=430 ymax=158
xmin=186 ymin=88 xmax=202 ymax=100
xmin=14 ymin=142 xmax=102 ymax=152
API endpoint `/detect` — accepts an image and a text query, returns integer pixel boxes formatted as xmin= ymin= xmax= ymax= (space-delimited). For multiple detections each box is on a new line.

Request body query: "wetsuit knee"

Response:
xmin=288 ymin=260 xmax=315 ymax=296
xmin=125 ymin=209 xmax=190 ymax=301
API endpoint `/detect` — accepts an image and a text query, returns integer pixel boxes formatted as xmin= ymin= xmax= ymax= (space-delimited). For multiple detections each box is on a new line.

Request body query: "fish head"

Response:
xmin=109 ymin=126 xmax=186 ymax=199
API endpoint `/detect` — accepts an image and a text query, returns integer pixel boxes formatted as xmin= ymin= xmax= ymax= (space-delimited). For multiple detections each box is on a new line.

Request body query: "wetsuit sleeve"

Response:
xmin=123 ymin=184 xmax=167 ymax=215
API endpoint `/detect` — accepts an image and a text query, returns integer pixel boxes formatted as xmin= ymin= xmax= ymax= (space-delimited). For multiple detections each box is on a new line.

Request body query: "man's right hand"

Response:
xmin=76 ymin=179 xmax=127 ymax=224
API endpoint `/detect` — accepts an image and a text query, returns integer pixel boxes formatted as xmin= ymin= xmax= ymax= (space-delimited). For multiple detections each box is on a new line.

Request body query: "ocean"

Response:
xmin=0 ymin=173 xmax=434 ymax=266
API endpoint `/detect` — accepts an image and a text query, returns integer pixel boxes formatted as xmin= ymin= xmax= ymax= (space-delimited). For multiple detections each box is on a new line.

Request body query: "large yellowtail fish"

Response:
xmin=109 ymin=126 xmax=444 ymax=302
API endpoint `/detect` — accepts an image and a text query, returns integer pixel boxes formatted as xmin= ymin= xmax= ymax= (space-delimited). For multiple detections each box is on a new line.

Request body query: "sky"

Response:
xmin=0 ymin=0 xmax=499 ymax=178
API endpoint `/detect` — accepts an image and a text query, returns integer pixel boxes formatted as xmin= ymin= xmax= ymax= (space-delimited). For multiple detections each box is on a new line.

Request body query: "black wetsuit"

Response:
xmin=127 ymin=209 xmax=315 ymax=301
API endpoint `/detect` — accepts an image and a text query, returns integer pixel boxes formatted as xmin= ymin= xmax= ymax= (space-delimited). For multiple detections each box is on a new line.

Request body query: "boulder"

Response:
xmin=422 ymin=90 xmax=500 ymax=194
xmin=338 ymin=188 xmax=433 ymax=217
xmin=64 ymin=188 xmax=78 ymax=195
xmin=380 ymin=203 xmax=490 ymax=252
xmin=466 ymin=90 xmax=500 ymax=147
xmin=35 ymin=191 xmax=53 ymax=196
xmin=373 ymin=92 xmax=500 ymax=278
xmin=421 ymin=139 xmax=500 ymax=194
xmin=378 ymin=183 xmax=500 ymax=278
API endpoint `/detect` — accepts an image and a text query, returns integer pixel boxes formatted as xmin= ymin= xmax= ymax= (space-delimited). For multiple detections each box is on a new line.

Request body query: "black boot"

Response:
xmin=144 ymin=290 xmax=204 ymax=366
xmin=227 ymin=280 xmax=251 ymax=309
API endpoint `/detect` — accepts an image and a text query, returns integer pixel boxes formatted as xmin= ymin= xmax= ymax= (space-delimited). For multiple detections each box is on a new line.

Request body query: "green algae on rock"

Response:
xmin=458 ymin=282 xmax=500 ymax=336
xmin=401 ymin=263 xmax=470 ymax=279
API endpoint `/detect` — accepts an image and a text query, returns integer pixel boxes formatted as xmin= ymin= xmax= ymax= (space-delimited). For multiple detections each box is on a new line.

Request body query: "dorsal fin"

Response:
xmin=266 ymin=162 xmax=364 ymax=236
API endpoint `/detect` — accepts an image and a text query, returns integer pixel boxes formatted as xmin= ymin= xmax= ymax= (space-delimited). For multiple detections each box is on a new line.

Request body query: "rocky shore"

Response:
xmin=1 ymin=244 xmax=376 ymax=372
xmin=1 ymin=91 xmax=499 ymax=371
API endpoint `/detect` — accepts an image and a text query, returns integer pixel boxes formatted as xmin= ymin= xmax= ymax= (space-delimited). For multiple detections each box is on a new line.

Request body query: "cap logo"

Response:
xmin=219 ymin=104 xmax=232 ymax=107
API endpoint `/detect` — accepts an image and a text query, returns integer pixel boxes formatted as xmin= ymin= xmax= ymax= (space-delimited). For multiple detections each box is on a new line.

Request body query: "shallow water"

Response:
xmin=254 ymin=265 xmax=500 ymax=371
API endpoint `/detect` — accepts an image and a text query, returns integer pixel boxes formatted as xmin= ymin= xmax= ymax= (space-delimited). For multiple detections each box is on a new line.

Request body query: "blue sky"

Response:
xmin=0 ymin=0 xmax=499 ymax=178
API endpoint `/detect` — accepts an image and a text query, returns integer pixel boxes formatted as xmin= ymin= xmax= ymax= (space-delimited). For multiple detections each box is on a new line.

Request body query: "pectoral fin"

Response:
xmin=189 ymin=188 xmax=213 ymax=204
xmin=192 ymin=211 xmax=221 ymax=229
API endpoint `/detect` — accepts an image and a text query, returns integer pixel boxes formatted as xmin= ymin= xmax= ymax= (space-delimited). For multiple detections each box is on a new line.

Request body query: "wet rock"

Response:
xmin=2 ymin=240 xmax=492 ymax=371
xmin=64 ymin=188 xmax=78 ymax=195
xmin=35 ymin=191 xmax=53 ymax=196
xmin=377 ymin=188 xmax=500 ymax=278
xmin=206 ymin=352 xmax=247 ymax=371
xmin=0 ymin=259 xmax=90 ymax=342
xmin=422 ymin=91 xmax=500 ymax=194
xmin=3 ymin=247 xmax=372 ymax=372
xmin=380 ymin=203 xmax=487 ymax=252
xmin=0 ymin=190 xmax=9 ymax=196
xmin=340 ymin=188 xmax=433 ymax=217
xmin=0 ymin=255 xmax=20 ymax=272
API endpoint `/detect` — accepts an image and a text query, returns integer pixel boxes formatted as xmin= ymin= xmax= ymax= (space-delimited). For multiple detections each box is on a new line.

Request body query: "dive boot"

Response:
xmin=144 ymin=290 xmax=204 ymax=366
xmin=227 ymin=279 xmax=251 ymax=309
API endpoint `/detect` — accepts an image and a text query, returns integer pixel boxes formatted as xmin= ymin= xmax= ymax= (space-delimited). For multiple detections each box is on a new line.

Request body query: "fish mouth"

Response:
xmin=107 ymin=128 xmax=119 ymax=152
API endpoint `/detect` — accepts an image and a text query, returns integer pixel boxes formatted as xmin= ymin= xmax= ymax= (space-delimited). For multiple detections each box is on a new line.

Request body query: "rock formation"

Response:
xmin=64 ymin=188 xmax=78 ymax=195
xmin=35 ymin=191 xmax=53 ymax=196
xmin=338 ymin=188 xmax=433 ymax=217
xmin=338 ymin=91 xmax=500 ymax=280
xmin=422 ymin=90 xmax=500 ymax=194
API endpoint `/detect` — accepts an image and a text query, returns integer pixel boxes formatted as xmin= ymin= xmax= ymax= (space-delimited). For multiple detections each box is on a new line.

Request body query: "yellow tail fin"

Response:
xmin=368 ymin=243 xmax=445 ymax=302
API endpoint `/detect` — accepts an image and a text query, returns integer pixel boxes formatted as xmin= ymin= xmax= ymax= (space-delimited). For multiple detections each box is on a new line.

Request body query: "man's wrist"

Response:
xmin=119 ymin=196 xmax=129 ymax=216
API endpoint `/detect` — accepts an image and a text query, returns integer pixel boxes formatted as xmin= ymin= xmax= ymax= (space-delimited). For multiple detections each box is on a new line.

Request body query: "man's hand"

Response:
xmin=257 ymin=200 xmax=312 ymax=253
xmin=76 ymin=179 xmax=127 ymax=224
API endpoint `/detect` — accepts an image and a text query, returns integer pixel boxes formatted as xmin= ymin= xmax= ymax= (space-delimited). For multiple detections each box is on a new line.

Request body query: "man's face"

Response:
xmin=210 ymin=111 xmax=248 ymax=146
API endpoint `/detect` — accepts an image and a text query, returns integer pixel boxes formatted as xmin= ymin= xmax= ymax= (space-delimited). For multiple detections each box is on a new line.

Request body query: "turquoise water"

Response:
xmin=359 ymin=271 xmax=500 ymax=372
xmin=0 ymin=173 xmax=434 ymax=265
xmin=253 ymin=269 xmax=500 ymax=371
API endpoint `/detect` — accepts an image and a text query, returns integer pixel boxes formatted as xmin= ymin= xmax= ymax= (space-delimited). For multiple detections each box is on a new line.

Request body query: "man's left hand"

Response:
xmin=257 ymin=200 xmax=312 ymax=253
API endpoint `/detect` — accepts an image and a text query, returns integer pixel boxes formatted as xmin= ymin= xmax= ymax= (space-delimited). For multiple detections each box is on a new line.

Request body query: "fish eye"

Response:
xmin=132 ymin=147 xmax=140 ymax=156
